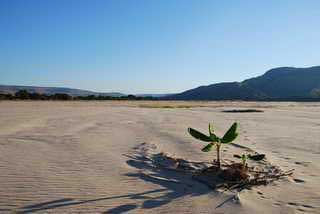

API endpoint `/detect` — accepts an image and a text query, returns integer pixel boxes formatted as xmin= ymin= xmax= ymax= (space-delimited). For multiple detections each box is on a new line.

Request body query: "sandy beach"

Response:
xmin=0 ymin=101 xmax=319 ymax=213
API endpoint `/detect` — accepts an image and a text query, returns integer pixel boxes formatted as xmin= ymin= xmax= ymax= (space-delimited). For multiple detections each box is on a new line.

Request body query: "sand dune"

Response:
xmin=0 ymin=101 xmax=319 ymax=213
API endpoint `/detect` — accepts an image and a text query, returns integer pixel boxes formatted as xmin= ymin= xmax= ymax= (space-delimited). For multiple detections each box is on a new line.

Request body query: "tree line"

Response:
xmin=0 ymin=90 xmax=157 ymax=101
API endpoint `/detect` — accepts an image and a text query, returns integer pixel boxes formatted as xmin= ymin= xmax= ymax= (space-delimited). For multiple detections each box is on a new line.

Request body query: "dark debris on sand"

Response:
xmin=151 ymin=152 xmax=293 ymax=192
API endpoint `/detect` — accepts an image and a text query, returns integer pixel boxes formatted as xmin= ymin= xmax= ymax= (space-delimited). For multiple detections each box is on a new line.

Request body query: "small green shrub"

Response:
xmin=233 ymin=154 xmax=265 ymax=170
xmin=188 ymin=122 xmax=239 ymax=168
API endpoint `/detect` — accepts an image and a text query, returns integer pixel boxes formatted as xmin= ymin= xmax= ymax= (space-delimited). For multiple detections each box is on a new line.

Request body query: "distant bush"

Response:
xmin=0 ymin=90 xmax=157 ymax=101
xmin=0 ymin=93 xmax=14 ymax=100
xmin=15 ymin=90 xmax=30 ymax=99
xmin=51 ymin=93 xmax=72 ymax=100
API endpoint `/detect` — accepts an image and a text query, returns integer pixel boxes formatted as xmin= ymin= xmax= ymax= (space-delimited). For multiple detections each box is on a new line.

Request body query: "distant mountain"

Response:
xmin=0 ymin=85 xmax=124 ymax=97
xmin=136 ymin=93 xmax=177 ymax=98
xmin=167 ymin=66 xmax=320 ymax=100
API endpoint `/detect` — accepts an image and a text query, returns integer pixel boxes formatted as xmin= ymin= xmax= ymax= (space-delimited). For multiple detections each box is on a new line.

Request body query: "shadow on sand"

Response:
xmin=120 ymin=152 xmax=214 ymax=211
xmin=17 ymin=147 xmax=223 ymax=213
xmin=16 ymin=189 xmax=166 ymax=213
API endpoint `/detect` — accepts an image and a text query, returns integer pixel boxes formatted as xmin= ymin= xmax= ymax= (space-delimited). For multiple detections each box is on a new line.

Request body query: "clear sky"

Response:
xmin=1 ymin=0 xmax=319 ymax=94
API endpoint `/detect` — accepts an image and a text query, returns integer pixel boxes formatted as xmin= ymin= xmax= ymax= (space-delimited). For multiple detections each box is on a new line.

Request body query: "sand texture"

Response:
xmin=0 ymin=101 xmax=319 ymax=213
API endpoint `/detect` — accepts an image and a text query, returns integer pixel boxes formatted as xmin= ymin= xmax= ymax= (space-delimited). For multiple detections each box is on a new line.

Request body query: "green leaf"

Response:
xmin=248 ymin=154 xmax=265 ymax=161
xmin=208 ymin=123 xmax=220 ymax=142
xmin=233 ymin=154 xmax=242 ymax=158
xmin=188 ymin=128 xmax=212 ymax=142
xmin=210 ymin=134 xmax=220 ymax=142
xmin=202 ymin=143 xmax=214 ymax=152
xmin=221 ymin=122 xmax=239 ymax=144
xmin=209 ymin=123 xmax=214 ymax=135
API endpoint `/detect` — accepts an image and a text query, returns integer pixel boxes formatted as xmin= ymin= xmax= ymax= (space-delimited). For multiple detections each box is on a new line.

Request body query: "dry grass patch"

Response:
xmin=138 ymin=104 xmax=207 ymax=109
xmin=222 ymin=109 xmax=264 ymax=113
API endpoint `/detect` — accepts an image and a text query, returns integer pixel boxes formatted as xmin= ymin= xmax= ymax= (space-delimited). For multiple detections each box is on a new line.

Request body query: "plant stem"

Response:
xmin=242 ymin=158 xmax=246 ymax=171
xmin=216 ymin=144 xmax=221 ymax=168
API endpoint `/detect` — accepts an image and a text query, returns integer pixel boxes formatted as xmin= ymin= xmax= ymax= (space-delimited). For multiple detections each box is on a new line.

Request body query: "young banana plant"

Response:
xmin=188 ymin=122 xmax=239 ymax=168
xmin=233 ymin=154 xmax=265 ymax=170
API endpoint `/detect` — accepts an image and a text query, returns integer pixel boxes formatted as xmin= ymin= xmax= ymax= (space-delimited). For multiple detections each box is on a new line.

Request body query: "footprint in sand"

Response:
xmin=293 ymin=178 xmax=305 ymax=183
xmin=256 ymin=191 xmax=263 ymax=195
xmin=256 ymin=192 xmax=268 ymax=199
xmin=273 ymin=202 xmax=282 ymax=207
xmin=288 ymin=202 xmax=299 ymax=206
xmin=294 ymin=161 xmax=310 ymax=167
xmin=280 ymin=156 xmax=291 ymax=160
xmin=287 ymin=202 xmax=315 ymax=212
xmin=301 ymin=204 xmax=315 ymax=209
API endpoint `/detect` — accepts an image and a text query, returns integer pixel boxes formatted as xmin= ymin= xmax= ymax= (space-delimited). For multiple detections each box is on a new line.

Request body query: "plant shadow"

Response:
xmin=17 ymin=146 xmax=222 ymax=213
xmin=110 ymin=150 xmax=215 ymax=212
xmin=16 ymin=189 xmax=167 ymax=213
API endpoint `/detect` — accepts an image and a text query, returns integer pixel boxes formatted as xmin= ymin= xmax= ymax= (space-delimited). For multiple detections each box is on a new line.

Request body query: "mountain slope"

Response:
xmin=136 ymin=93 xmax=177 ymax=98
xmin=167 ymin=66 xmax=320 ymax=100
xmin=0 ymin=85 xmax=124 ymax=97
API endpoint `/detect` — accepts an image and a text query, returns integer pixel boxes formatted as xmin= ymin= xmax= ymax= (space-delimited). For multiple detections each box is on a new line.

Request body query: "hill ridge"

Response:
xmin=167 ymin=66 xmax=320 ymax=100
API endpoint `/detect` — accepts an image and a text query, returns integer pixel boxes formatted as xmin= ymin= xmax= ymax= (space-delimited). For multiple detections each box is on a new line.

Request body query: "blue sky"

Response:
xmin=1 ymin=0 xmax=319 ymax=94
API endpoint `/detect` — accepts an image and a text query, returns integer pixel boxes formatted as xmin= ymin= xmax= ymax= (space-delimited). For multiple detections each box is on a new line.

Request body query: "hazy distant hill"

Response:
xmin=0 ymin=85 xmax=124 ymax=97
xmin=136 ymin=93 xmax=177 ymax=98
xmin=167 ymin=66 xmax=320 ymax=100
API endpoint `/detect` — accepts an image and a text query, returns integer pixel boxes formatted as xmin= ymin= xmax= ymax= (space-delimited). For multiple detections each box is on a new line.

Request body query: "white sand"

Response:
xmin=0 ymin=101 xmax=319 ymax=213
